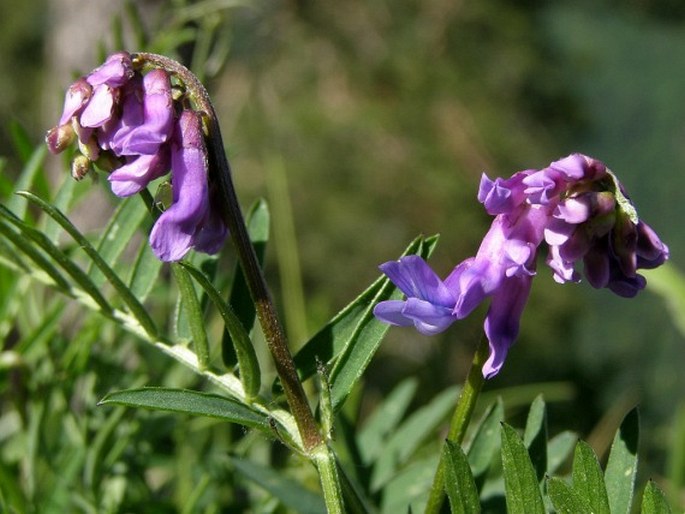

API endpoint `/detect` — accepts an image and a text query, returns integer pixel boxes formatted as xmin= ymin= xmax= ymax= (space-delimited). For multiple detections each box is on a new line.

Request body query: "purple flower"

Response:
xmin=46 ymin=52 xmax=229 ymax=262
xmin=149 ymin=110 xmax=227 ymax=262
xmin=374 ymin=153 xmax=669 ymax=378
xmin=373 ymin=255 xmax=461 ymax=335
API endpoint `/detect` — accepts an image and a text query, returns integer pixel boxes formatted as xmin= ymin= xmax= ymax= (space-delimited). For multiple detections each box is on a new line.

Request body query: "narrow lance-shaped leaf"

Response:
xmin=523 ymin=395 xmax=548 ymax=483
xmin=18 ymin=192 xmax=158 ymax=338
xmin=604 ymin=406 xmax=639 ymax=514
xmin=99 ymin=387 xmax=270 ymax=432
xmin=223 ymin=198 xmax=269 ymax=367
xmin=329 ymin=235 xmax=439 ymax=410
xmin=571 ymin=440 xmax=610 ymax=514
xmin=0 ymin=219 xmax=71 ymax=293
xmin=640 ymin=480 xmax=672 ymax=514
xmin=0 ymin=203 xmax=112 ymax=314
xmin=547 ymin=477 xmax=593 ymax=514
xmin=171 ymin=263 xmax=210 ymax=370
xmin=444 ymin=440 xmax=480 ymax=514
xmin=500 ymin=423 xmax=545 ymax=514
xmin=466 ymin=397 xmax=504 ymax=484
xmin=179 ymin=262 xmax=261 ymax=400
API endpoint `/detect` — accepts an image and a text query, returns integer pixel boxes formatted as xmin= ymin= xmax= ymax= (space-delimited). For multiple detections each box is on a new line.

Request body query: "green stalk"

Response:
xmin=312 ymin=444 xmax=345 ymax=514
xmin=132 ymin=53 xmax=323 ymax=452
xmin=424 ymin=335 xmax=489 ymax=514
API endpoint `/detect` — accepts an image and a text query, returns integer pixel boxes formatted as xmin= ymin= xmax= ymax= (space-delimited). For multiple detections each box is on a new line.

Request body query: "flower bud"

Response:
xmin=71 ymin=154 xmax=91 ymax=181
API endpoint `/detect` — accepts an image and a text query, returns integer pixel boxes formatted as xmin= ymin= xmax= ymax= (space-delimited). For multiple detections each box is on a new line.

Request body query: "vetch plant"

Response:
xmin=0 ymin=49 xmax=677 ymax=512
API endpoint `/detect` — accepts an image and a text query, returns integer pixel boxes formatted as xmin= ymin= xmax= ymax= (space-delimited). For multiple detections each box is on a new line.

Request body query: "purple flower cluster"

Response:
xmin=46 ymin=52 xmax=227 ymax=262
xmin=374 ymin=154 xmax=669 ymax=378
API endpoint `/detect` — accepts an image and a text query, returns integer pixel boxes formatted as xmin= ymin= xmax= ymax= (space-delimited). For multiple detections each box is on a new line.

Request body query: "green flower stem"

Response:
xmin=132 ymin=53 xmax=323 ymax=452
xmin=312 ymin=444 xmax=345 ymax=514
xmin=424 ymin=334 xmax=489 ymax=514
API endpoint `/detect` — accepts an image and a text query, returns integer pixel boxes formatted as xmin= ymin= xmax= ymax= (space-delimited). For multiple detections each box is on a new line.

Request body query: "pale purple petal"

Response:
xmin=108 ymin=146 xmax=171 ymax=197
xmin=58 ymin=79 xmax=92 ymax=126
xmin=86 ymin=51 xmax=134 ymax=87
xmin=546 ymin=245 xmax=579 ymax=284
xmin=554 ymin=196 xmax=592 ymax=224
xmin=111 ymin=70 xmax=174 ymax=155
xmin=80 ymin=85 xmax=116 ymax=128
xmin=482 ymin=274 xmax=533 ymax=378
xmin=547 ymin=153 xmax=587 ymax=180
xmin=477 ymin=171 xmax=530 ymax=215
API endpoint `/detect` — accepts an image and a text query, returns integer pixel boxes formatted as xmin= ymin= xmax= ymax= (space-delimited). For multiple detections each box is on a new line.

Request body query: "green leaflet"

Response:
xmin=0 ymin=203 xmax=112 ymax=314
xmin=18 ymin=192 xmax=158 ymax=338
xmin=547 ymin=477 xmax=592 ymax=514
xmin=605 ymin=406 xmax=639 ymax=514
xmin=500 ymin=423 xmax=545 ymax=514
xmin=171 ymin=263 xmax=210 ymax=370
xmin=640 ymin=480 xmax=672 ymax=514
xmin=444 ymin=440 xmax=480 ymax=514
xmin=523 ymin=395 xmax=548 ymax=484
xmin=466 ymin=398 xmax=504 ymax=483
xmin=99 ymin=387 xmax=270 ymax=431
xmin=180 ymin=262 xmax=261 ymax=400
xmin=572 ymin=440 xmax=610 ymax=514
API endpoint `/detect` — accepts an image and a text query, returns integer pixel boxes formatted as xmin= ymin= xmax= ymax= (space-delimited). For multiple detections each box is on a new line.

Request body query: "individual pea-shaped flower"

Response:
xmin=149 ymin=110 xmax=227 ymax=262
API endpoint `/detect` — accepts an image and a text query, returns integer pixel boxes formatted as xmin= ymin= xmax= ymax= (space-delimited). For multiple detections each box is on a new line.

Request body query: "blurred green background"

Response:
xmin=1 ymin=0 xmax=684 ymax=508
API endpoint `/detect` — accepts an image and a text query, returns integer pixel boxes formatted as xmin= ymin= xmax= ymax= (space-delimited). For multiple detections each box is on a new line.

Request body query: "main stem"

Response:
xmin=424 ymin=335 xmax=489 ymax=514
xmin=133 ymin=53 xmax=323 ymax=453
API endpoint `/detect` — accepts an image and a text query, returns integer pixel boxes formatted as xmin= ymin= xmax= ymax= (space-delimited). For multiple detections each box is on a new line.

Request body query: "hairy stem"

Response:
xmin=133 ymin=53 xmax=323 ymax=452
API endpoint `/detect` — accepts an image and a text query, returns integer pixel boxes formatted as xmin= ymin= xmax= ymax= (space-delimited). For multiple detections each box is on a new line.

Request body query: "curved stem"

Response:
xmin=132 ymin=53 xmax=323 ymax=452
xmin=424 ymin=334 xmax=489 ymax=514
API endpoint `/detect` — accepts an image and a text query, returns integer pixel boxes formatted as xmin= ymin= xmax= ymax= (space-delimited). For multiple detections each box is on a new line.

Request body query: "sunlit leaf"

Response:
xmin=604 ymin=406 xmax=639 ymax=514
xmin=547 ymin=476 xmax=592 ymax=514
xmin=640 ymin=479 xmax=672 ymax=514
xmin=99 ymin=387 xmax=270 ymax=431
xmin=18 ymin=192 xmax=157 ymax=338
xmin=444 ymin=440 xmax=480 ymax=514
xmin=500 ymin=423 xmax=545 ymax=514
xmin=523 ymin=395 xmax=547 ymax=483
xmin=180 ymin=262 xmax=261 ymax=400
xmin=171 ymin=263 xmax=210 ymax=369
xmin=572 ymin=440 xmax=610 ymax=514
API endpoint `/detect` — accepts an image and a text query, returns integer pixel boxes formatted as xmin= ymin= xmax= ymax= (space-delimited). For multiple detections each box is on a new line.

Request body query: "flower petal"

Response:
xmin=482 ymin=274 xmax=533 ymax=378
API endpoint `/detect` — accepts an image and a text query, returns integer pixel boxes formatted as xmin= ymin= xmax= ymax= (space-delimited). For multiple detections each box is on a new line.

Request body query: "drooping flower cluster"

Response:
xmin=46 ymin=52 xmax=227 ymax=262
xmin=374 ymin=154 xmax=669 ymax=378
